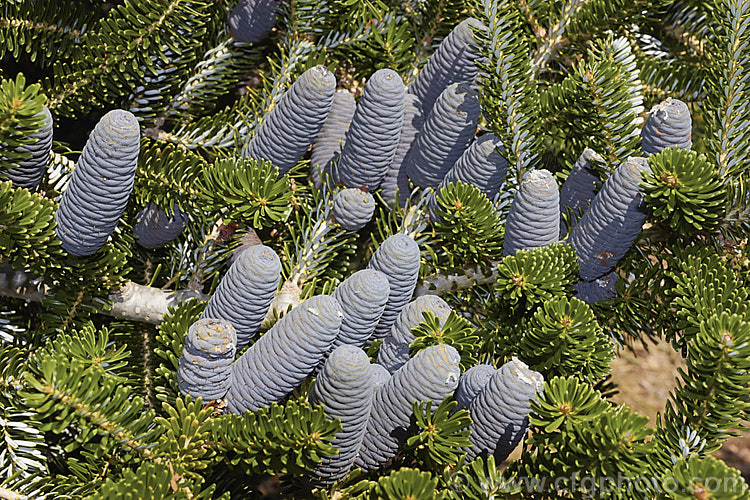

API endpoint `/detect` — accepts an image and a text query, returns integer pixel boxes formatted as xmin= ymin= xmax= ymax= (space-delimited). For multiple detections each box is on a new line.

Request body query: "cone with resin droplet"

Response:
xmin=55 ymin=109 xmax=140 ymax=256
xmin=226 ymin=294 xmax=343 ymax=414
xmin=569 ymin=157 xmax=651 ymax=281
xmin=242 ymin=65 xmax=336 ymax=175
xmin=178 ymin=318 xmax=236 ymax=401
xmin=574 ymin=272 xmax=619 ymax=304
xmin=640 ymin=98 xmax=692 ymax=157
xmin=466 ymin=357 xmax=544 ymax=461
xmin=503 ymin=169 xmax=560 ymax=256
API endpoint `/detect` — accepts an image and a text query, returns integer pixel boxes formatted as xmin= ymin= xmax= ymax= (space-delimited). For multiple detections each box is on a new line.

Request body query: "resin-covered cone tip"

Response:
xmin=466 ymin=357 xmax=544 ymax=462
xmin=641 ymin=97 xmax=692 ymax=157
xmin=503 ymin=168 xmax=560 ymax=256
xmin=177 ymin=318 xmax=237 ymax=402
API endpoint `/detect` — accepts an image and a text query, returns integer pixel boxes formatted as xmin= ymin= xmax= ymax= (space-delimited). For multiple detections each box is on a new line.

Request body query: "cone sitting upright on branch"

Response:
xmin=333 ymin=68 xmax=405 ymax=190
xmin=55 ymin=109 xmax=140 ymax=256
xmin=200 ymin=244 xmax=280 ymax=348
xmin=177 ymin=318 xmax=237 ymax=402
xmin=226 ymin=294 xmax=343 ymax=414
xmin=242 ymin=65 xmax=336 ymax=175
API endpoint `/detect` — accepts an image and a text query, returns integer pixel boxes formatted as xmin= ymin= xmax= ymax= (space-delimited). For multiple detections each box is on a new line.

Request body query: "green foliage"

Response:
xmin=370 ymin=467 xmax=444 ymax=500
xmin=133 ymin=139 xmax=206 ymax=216
xmin=210 ymin=396 xmax=341 ymax=476
xmin=85 ymin=461 xmax=219 ymax=500
xmin=1 ymin=0 xmax=750 ymax=496
xmin=703 ymin=0 xmax=750 ymax=179
xmin=21 ymin=356 xmax=157 ymax=466
xmin=474 ymin=0 xmax=541 ymax=177
xmin=662 ymin=312 xmax=750 ymax=452
xmin=409 ymin=311 xmax=480 ymax=370
xmin=0 ymin=73 xmax=47 ymax=172
xmin=404 ymin=398 xmax=472 ymax=470
xmin=523 ymin=377 xmax=654 ymax=496
xmin=0 ymin=180 xmax=64 ymax=274
xmin=431 ymin=181 xmax=504 ymax=269
xmin=519 ymin=296 xmax=614 ymax=383
xmin=200 ymin=157 xmax=295 ymax=229
xmin=539 ymin=36 xmax=643 ymax=172
xmin=665 ymin=247 xmax=748 ymax=350
xmin=643 ymin=147 xmax=727 ymax=233
xmin=661 ymin=454 xmax=749 ymax=499
xmin=152 ymin=299 xmax=206 ymax=405
xmin=493 ymin=243 xmax=579 ymax=316
xmin=32 ymin=322 xmax=130 ymax=382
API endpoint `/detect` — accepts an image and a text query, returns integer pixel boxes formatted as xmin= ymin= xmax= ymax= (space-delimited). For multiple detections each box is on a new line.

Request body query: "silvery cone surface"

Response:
xmin=201 ymin=244 xmax=281 ymax=348
xmin=310 ymin=90 xmax=356 ymax=191
xmin=370 ymin=363 xmax=391 ymax=391
xmin=356 ymin=344 xmax=461 ymax=471
xmin=559 ymin=148 xmax=604 ymax=235
xmin=406 ymin=18 xmax=486 ymax=116
xmin=430 ymin=132 xmax=507 ymax=222
xmin=225 ymin=294 xmax=342 ymax=414
xmin=367 ymin=233 xmax=421 ymax=339
xmin=381 ymin=94 xmax=424 ymax=209
xmin=406 ymin=82 xmax=480 ymax=189
xmin=574 ymin=271 xmax=619 ymax=305
xmin=1 ymin=106 xmax=53 ymax=191
xmin=242 ymin=65 xmax=336 ymax=175
xmin=332 ymin=188 xmax=376 ymax=231
xmin=502 ymin=168 xmax=560 ymax=256
xmin=568 ymin=157 xmax=651 ymax=281
xmin=333 ymin=68 xmax=405 ymax=190
xmin=466 ymin=357 xmax=544 ymax=462
xmin=329 ymin=269 xmax=390 ymax=350
xmin=455 ymin=363 xmax=495 ymax=411
xmin=307 ymin=345 xmax=374 ymax=487
xmin=640 ymin=98 xmax=692 ymax=157
xmin=177 ymin=318 xmax=237 ymax=401
xmin=377 ymin=295 xmax=452 ymax=374
xmin=133 ymin=202 xmax=189 ymax=249
xmin=440 ymin=133 xmax=507 ymax=198
xmin=228 ymin=0 xmax=280 ymax=43
xmin=55 ymin=109 xmax=140 ymax=256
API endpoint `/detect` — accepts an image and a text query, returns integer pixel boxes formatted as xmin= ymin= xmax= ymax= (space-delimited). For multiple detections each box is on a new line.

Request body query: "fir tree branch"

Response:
xmin=530 ymin=0 xmax=586 ymax=76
